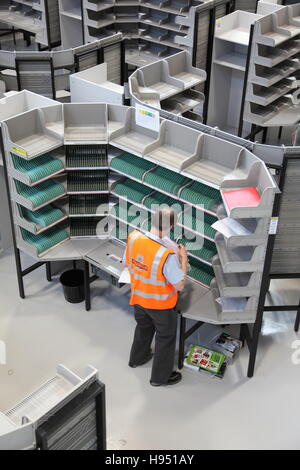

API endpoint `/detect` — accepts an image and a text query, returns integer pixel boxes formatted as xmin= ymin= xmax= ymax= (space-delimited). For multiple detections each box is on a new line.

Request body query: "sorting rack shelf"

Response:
xmin=15 ymin=201 xmax=68 ymax=235
xmin=12 ymin=178 xmax=67 ymax=212
xmin=243 ymin=4 xmax=300 ymax=129
xmin=67 ymin=170 xmax=109 ymax=194
xmin=8 ymin=151 xmax=65 ymax=187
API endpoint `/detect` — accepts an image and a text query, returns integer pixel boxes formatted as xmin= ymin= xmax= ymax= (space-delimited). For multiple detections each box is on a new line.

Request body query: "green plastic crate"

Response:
xmin=15 ymin=179 xmax=65 ymax=209
xmin=111 ymin=152 xmax=155 ymax=180
xmin=180 ymin=181 xmax=221 ymax=210
xmin=144 ymin=166 xmax=190 ymax=195
xmin=20 ymin=205 xmax=65 ymax=228
xmin=177 ymin=235 xmax=217 ymax=262
xmin=143 ymin=191 xmax=184 ymax=214
xmin=11 ymin=153 xmax=64 ymax=184
xmin=188 ymin=257 xmax=214 ymax=286
xmin=113 ymin=179 xmax=153 ymax=204
xmin=179 ymin=209 xmax=217 ymax=240
xmin=21 ymin=227 xmax=68 ymax=255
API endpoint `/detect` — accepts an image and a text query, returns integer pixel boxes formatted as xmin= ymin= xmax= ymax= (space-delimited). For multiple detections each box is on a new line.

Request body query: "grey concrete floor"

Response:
xmin=0 ymin=248 xmax=300 ymax=450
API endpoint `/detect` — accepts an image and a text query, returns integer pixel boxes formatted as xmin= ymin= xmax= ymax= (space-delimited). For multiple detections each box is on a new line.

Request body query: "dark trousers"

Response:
xmin=129 ymin=304 xmax=178 ymax=384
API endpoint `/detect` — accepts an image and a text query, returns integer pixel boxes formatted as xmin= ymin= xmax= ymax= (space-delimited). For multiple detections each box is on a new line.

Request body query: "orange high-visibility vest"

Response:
xmin=125 ymin=230 xmax=178 ymax=309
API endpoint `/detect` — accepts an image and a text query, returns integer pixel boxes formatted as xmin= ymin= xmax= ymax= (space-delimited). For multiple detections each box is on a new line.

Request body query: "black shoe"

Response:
xmin=150 ymin=371 xmax=182 ymax=387
xmin=129 ymin=352 xmax=153 ymax=368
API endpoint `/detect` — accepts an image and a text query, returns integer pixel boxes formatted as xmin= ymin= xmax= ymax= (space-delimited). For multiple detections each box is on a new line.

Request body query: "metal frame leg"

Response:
xmin=84 ymin=260 xmax=91 ymax=311
xmin=278 ymin=126 xmax=283 ymax=142
xmin=295 ymin=307 xmax=300 ymax=333
xmin=16 ymin=248 xmax=25 ymax=299
xmin=262 ymin=127 xmax=268 ymax=144
xmin=73 ymin=260 xmax=77 ymax=270
xmin=178 ymin=315 xmax=186 ymax=370
xmin=46 ymin=262 xmax=52 ymax=282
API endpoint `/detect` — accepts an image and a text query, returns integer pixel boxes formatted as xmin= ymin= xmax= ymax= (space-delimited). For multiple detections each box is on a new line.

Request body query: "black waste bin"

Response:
xmin=60 ymin=269 xmax=85 ymax=303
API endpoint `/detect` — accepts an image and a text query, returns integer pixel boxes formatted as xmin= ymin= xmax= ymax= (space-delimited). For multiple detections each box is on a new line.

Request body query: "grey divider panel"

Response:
xmin=109 ymin=106 xmax=160 ymax=156
xmin=59 ymin=0 xmax=83 ymax=48
xmin=143 ymin=119 xmax=201 ymax=170
xmin=215 ymin=233 xmax=266 ymax=272
xmin=212 ymin=256 xmax=263 ymax=296
xmin=103 ymin=43 xmax=122 ymax=84
xmin=207 ymin=10 xmax=261 ymax=135
xmin=63 ymin=103 xmax=108 ymax=143
xmin=129 ymin=51 xmax=206 ymax=119
xmin=181 ymin=134 xmax=244 ymax=188
xmin=107 ymin=103 xmax=130 ymax=137
xmin=243 ymin=5 xmax=300 ymax=128
xmin=15 ymin=52 xmax=54 ymax=99
xmin=2 ymin=106 xmax=63 ymax=159
xmin=271 ymin=156 xmax=300 ymax=274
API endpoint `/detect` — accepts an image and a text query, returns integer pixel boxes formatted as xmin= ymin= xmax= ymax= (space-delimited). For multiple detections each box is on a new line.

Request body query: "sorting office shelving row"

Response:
xmin=1 ymin=102 xmax=277 ymax=325
xmin=244 ymin=4 xmax=300 ymax=128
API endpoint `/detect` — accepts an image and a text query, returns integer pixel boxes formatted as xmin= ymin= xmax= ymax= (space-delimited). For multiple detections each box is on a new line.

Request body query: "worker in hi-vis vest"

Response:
xmin=125 ymin=208 xmax=188 ymax=386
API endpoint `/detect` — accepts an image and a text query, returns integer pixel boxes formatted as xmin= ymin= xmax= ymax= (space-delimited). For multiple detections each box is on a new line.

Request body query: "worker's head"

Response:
xmin=152 ymin=207 xmax=177 ymax=238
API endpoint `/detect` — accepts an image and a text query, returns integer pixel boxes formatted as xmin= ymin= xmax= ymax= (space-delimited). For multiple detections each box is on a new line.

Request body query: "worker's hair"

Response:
xmin=152 ymin=207 xmax=177 ymax=234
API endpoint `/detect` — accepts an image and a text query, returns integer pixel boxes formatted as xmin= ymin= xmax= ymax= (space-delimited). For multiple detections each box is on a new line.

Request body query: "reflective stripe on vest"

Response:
xmin=130 ymin=244 xmax=169 ymax=286
xmin=130 ymin=289 xmax=176 ymax=301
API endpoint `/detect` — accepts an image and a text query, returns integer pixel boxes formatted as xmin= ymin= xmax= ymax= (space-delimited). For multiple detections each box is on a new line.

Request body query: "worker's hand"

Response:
xmin=178 ymin=244 xmax=188 ymax=261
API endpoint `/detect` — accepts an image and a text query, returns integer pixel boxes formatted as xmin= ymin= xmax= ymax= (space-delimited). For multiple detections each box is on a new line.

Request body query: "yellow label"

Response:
xmin=11 ymin=146 xmax=27 ymax=157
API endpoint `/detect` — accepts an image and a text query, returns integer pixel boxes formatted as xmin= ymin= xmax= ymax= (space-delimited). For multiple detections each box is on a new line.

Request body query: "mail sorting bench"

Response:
xmin=82 ymin=238 xmax=130 ymax=311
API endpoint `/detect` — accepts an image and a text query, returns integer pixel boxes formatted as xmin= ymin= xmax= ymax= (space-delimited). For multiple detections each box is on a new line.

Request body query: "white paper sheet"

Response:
xmin=216 ymin=297 xmax=247 ymax=312
xmin=119 ymin=267 xmax=131 ymax=284
xmin=212 ymin=218 xmax=251 ymax=238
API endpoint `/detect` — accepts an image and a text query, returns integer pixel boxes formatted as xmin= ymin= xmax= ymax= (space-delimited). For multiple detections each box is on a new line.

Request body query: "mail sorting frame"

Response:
xmin=0 ymin=33 xmax=126 ymax=101
xmin=4 ymin=0 xmax=61 ymax=50
xmin=238 ymin=5 xmax=300 ymax=140
xmin=0 ymin=102 xmax=282 ymax=378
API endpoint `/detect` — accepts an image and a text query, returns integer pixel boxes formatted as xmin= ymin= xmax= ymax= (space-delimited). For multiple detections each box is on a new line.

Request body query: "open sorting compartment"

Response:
xmin=144 ymin=119 xmax=201 ymax=170
xmin=111 ymin=177 xmax=154 ymax=204
xmin=220 ymin=160 xmax=276 ymax=218
xmin=181 ymin=134 xmax=246 ymax=188
xmin=107 ymin=104 xmax=130 ymax=137
xmin=215 ymin=233 xmax=265 ymax=273
xmin=63 ymin=103 xmax=108 ymax=144
xmin=70 ymin=216 xmax=109 ymax=238
xmin=212 ymin=256 xmax=262 ymax=297
xmin=214 ymin=207 xmax=270 ymax=247
xmin=187 ymin=256 xmax=215 ymax=287
xmin=11 ymin=178 xmax=67 ymax=211
xmin=110 ymin=151 xmax=156 ymax=180
xmin=177 ymin=234 xmax=217 ymax=264
xmin=253 ymin=39 xmax=300 ymax=68
xmin=143 ymin=165 xmax=190 ymax=195
xmin=67 ymin=169 xmax=109 ymax=193
xmin=135 ymin=58 xmax=185 ymax=100
xmin=179 ymin=180 xmax=221 ymax=213
xmin=165 ymin=51 xmax=206 ymax=88
xmin=14 ymin=199 xmax=68 ymax=235
xmin=210 ymin=279 xmax=258 ymax=324
xmin=109 ymin=107 xmax=160 ymax=155
xmin=178 ymin=206 xmax=218 ymax=241
xmin=2 ymin=107 xmax=63 ymax=159
xmin=16 ymin=224 xmax=69 ymax=257
xmin=66 ymin=144 xmax=107 ymax=169
xmin=69 ymin=194 xmax=110 ymax=216
xmin=7 ymin=148 xmax=65 ymax=186
xmin=255 ymin=8 xmax=300 ymax=47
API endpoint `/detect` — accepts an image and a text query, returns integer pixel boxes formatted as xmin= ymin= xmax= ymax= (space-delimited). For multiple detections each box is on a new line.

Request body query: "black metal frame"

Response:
xmin=238 ymin=24 xmax=254 ymax=137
